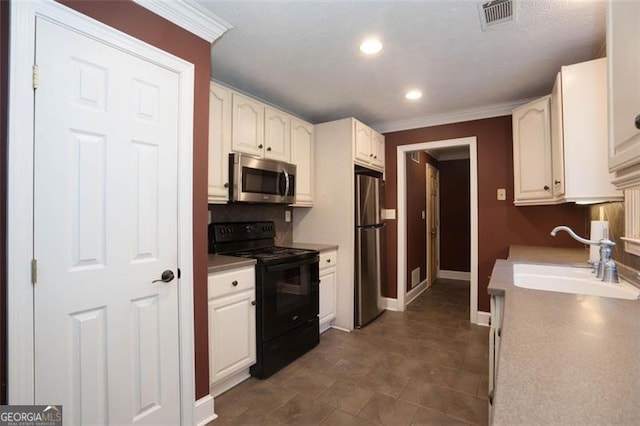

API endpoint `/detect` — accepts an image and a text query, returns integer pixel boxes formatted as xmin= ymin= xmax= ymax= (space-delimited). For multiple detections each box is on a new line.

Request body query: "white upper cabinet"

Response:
xmin=264 ymin=106 xmax=291 ymax=162
xmin=372 ymin=131 xmax=385 ymax=169
xmin=232 ymin=94 xmax=292 ymax=162
xmin=608 ymin=0 xmax=640 ymax=188
xmin=513 ymin=58 xmax=622 ymax=205
xmin=559 ymin=58 xmax=621 ymax=203
xmin=550 ymin=72 xmax=565 ymax=199
xmin=512 ymin=96 xmax=553 ymax=204
xmin=353 ymin=119 xmax=385 ymax=171
xmin=290 ymin=117 xmax=314 ymax=206
xmin=354 ymin=120 xmax=373 ymax=163
xmin=232 ymin=92 xmax=265 ymax=157
xmin=208 ymin=81 xmax=313 ymax=205
xmin=208 ymin=82 xmax=232 ymax=203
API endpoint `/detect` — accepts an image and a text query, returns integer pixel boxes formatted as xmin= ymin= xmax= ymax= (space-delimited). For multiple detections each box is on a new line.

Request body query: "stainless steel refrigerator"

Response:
xmin=355 ymin=173 xmax=385 ymax=327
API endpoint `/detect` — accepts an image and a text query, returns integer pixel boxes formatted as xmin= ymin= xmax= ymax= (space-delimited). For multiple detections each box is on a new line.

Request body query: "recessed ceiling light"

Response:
xmin=359 ymin=38 xmax=383 ymax=55
xmin=405 ymin=90 xmax=422 ymax=100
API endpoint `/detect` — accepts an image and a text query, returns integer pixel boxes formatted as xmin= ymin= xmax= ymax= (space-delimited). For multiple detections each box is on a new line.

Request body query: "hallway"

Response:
xmin=211 ymin=279 xmax=489 ymax=425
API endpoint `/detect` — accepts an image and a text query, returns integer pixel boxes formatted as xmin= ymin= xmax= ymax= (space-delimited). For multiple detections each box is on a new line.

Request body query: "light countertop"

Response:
xmin=489 ymin=246 xmax=640 ymax=425
xmin=207 ymin=254 xmax=256 ymax=274
xmin=288 ymin=242 xmax=338 ymax=253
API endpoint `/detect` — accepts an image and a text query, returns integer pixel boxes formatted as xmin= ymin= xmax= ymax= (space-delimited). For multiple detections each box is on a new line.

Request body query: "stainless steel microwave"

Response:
xmin=229 ymin=153 xmax=296 ymax=204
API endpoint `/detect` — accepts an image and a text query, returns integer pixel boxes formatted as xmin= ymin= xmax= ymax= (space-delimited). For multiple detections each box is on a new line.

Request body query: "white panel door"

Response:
xmin=33 ymin=18 xmax=181 ymax=425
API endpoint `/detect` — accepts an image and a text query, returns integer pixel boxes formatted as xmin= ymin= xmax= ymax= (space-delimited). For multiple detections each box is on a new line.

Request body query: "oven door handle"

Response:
xmin=264 ymin=256 xmax=319 ymax=272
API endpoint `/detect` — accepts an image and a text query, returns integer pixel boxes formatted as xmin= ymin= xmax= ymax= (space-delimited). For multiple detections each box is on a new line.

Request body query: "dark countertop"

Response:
xmin=207 ymin=254 xmax=256 ymax=274
xmin=489 ymin=245 xmax=640 ymax=425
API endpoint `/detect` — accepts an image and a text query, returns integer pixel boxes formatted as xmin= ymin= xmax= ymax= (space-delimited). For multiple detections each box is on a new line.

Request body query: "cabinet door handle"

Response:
xmin=326 ymin=259 xmax=331 ymax=263
xmin=232 ymin=280 xmax=238 ymax=286
xmin=369 ymin=153 xmax=374 ymax=157
xmin=543 ymin=185 xmax=550 ymax=191
xmin=554 ymin=180 xmax=561 ymax=185
xmin=251 ymin=300 xmax=256 ymax=306
xmin=635 ymin=114 xmax=640 ymax=130
xmin=267 ymin=146 xmax=272 ymax=151
xmin=258 ymin=144 xmax=263 ymax=149
xmin=223 ymin=182 xmax=229 ymax=188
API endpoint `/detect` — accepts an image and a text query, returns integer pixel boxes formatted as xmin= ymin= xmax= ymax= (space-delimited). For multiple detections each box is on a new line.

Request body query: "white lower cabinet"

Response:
xmin=489 ymin=293 xmax=504 ymax=423
xmin=319 ymin=250 xmax=338 ymax=333
xmin=208 ymin=266 xmax=256 ymax=397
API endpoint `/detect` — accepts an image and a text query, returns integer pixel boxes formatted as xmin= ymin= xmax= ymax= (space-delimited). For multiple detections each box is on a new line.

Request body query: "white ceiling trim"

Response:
xmin=133 ymin=0 xmax=232 ymax=43
xmin=373 ymin=97 xmax=538 ymax=134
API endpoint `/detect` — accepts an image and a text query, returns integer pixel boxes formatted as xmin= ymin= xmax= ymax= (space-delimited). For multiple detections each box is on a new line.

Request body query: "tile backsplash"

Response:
xmin=588 ymin=201 xmax=640 ymax=273
xmin=208 ymin=204 xmax=293 ymax=246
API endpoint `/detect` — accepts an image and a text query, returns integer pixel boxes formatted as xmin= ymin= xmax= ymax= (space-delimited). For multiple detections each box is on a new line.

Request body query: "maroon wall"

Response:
xmin=383 ymin=116 xmax=587 ymax=311
xmin=406 ymin=152 xmax=427 ymax=292
xmin=56 ymin=0 xmax=211 ymax=399
xmin=439 ymin=159 xmax=471 ymax=272
xmin=1 ymin=0 xmax=9 ymax=405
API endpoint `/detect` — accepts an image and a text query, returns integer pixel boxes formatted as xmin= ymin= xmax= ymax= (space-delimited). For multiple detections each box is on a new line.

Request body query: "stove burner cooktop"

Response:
xmin=233 ymin=246 xmax=317 ymax=263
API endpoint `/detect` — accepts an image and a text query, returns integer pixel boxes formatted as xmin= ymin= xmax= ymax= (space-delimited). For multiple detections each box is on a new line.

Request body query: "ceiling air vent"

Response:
xmin=479 ymin=0 xmax=515 ymax=30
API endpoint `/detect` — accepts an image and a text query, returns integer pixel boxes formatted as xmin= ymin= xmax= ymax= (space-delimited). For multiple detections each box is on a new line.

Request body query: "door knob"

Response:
xmin=152 ymin=270 xmax=175 ymax=283
xmin=635 ymin=114 xmax=640 ymax=130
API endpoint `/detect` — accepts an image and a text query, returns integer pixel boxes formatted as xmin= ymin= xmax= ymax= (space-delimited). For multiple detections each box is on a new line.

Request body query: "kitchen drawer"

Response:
xmin=208 ymin=266 xmax=255 ymax=299
xmin=319 ymin=251 xmax=337 ymax=270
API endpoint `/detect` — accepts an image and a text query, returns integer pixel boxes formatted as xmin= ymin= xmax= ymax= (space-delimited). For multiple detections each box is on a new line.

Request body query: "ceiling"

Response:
xmin=198 ymin=0 xmax=605 ymax=132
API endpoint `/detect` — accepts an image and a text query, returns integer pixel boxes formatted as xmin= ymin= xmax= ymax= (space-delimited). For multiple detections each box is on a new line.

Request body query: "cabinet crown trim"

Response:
xmin=133 ymin=0 xmax=232 ymax=43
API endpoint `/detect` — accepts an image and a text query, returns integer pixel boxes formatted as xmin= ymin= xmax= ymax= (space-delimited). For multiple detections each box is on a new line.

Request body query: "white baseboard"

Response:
xmin=438 ymin=270 xmax=471 ymax=281
xmin=194 ymin=394 xmax=216 ymax=426
xmin=382 ymin=297 xmax=400 ymax=311
xmin=320 ymin=319 xmax=334 ymax=334
xmin=406 ymin=279 xmax=429 ymax=305
xmin=329 ymin=325 xmax=351 ymax=333
xmin=476 ymin=311 xmax=491 ymax=327
xmin=210 ymin=369 xmax=251 ymax=398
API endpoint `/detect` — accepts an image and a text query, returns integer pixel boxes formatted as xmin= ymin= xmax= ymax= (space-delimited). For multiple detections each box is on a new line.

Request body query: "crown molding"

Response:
xmin=372 ymin=97 xmax=538 ymax=133
xmin=133 ymin=0 xmax=232 ymax=43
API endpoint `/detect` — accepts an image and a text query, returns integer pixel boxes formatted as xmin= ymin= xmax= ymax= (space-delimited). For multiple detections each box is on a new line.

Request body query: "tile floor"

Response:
xmin=211 ymin=279 xmax=489 ymax=425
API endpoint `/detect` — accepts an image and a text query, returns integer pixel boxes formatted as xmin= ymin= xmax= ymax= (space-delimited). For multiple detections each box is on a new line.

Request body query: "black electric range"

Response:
xmin=208 ymin=221 xmax=320 ymax=378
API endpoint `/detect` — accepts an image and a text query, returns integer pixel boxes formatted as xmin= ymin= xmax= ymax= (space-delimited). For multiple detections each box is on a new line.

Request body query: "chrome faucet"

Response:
xmin=550 ymin=225 xmax=619 ymax=283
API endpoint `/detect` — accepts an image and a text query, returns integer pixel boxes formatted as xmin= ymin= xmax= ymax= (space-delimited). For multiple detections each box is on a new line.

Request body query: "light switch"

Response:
xmin=285 ymin=210 xmax=291 ymax=223
xmin=421 ymin=210 xmax=426 ymax=219
xmin=497 ymin=188 xmax=507 ymax=201
xmin=382 ymin=209 xmax=396 ymax=220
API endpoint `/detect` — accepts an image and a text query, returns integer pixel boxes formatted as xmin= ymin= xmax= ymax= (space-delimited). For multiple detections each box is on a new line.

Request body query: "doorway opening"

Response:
xmin=397 ymin=137 xmax=479 ymax=323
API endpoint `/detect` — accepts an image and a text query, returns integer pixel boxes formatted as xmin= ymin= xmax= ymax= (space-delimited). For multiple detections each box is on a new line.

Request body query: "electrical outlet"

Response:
xmin=285 ymin=210 xmax=291 ymax=223
xmin=421 ymin=210 xmax=426 ymax=219
xmin=497 ymin=188 xmax=507 ymax=201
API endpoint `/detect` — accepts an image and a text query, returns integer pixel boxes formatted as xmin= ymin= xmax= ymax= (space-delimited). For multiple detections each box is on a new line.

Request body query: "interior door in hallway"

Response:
xmin=427 ymin=164 xmax=439 ymax=287
xmin=33 ymin=17 xmax=181 ymax=425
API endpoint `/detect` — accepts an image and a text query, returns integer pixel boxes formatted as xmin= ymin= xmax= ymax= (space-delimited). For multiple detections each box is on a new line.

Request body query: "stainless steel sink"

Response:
xmin=513 ymin=263 xmax=640 ymax=300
